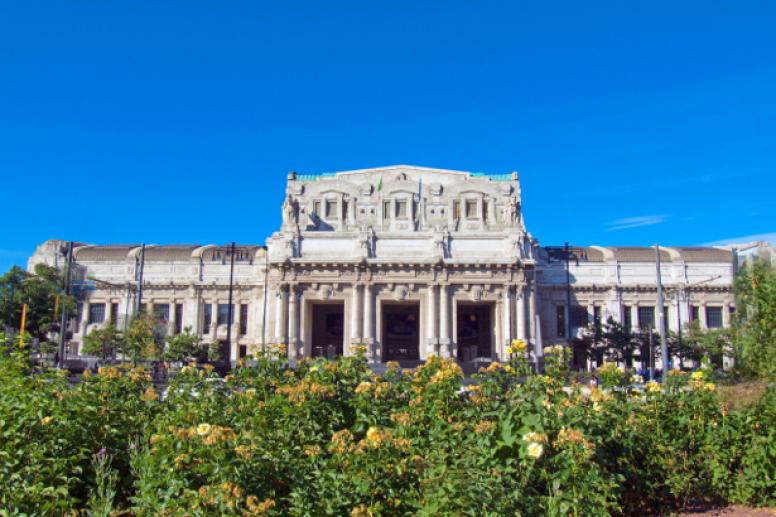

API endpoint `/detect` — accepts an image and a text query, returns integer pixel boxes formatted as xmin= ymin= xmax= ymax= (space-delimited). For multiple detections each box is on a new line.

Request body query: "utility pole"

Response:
xmin=225 ymin=242 xmax=236 ymax=366
xmin=655 ymin=245 xmax=669 ymax=381
xmin=58 ymin=241 xmax=73 ymax=368
xmin=135 ymin=244 xmax=146 ymax=316
xmin=565 ymin=242 xmax=572 ymax=345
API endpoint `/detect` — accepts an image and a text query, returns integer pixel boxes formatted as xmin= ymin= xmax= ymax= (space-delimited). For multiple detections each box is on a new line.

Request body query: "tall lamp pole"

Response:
xmin=655 ymin=244 xmax=669 ymax=381
xmin=225 ymin=242 xmax=236 ymax=366
xmin=58 ymin=241 xmax=73 ymax=368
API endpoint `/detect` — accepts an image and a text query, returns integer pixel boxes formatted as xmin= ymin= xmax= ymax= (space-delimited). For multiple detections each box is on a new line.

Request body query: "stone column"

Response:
xmin=350 ymin=284 xmax=362 ymax=344
xmin=288 ymin=286 xmax=298 ymax=359
xmin=439 ymin=284 xmax=450 ymax=358
xmin=528 ymin=284 xmax=537 ymax=344
xmin=274 ymin=286 xmax=286 ymax=343
xmin=80 ymin=302 xmax=90 ymax=335
xmin=631 ymin=304 xmax=639 ymax=332
xmin=502 ymin=286 xmax=512 ymax=358
xmin=722 ymin=302 xmax=731 ymax=327
xmin=516 ymin=287 xmax=527 ymax=341
xmin=166 ymin=301 xmax=176 ymax=335
xmin=699 ymin=302 xmax=708 ymax=329
xmin=426 ymin=284 xmax=437 ymax=354
xmin=363 ymin=284 xmax=375 ymax=359
xmin=209 ymin=300 xmax=218 ymax=340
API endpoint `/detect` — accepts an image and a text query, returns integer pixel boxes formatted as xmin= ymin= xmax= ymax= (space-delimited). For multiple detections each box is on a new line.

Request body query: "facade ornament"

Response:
xmin=282 ymin=195 xmax=298 ymax=229
xmin=318 ymin=284 xmax=333 ymax=300
xmin=393 ymin=284 xmax=409 ymax=301
xmin=470 ymin=284 xmax=484 ymax=302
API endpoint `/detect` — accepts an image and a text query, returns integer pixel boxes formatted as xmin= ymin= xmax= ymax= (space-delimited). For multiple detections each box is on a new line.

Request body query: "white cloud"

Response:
xmin=605 ymin=215 xmax=668 ymax=231
xmin=704 ymin=232 xmax=776 ymax=246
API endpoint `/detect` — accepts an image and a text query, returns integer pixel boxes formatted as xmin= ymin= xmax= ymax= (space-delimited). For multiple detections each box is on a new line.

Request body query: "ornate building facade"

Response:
xmin=28 ymin=165 xmax=737 ymax=367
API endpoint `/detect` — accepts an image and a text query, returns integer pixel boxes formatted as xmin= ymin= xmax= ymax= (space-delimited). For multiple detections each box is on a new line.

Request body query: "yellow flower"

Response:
xmin=645 ymin=381 xmax=662 ymax=393
xmin=141 ymin=387 xmax=159 ymax=402
xmin=511 ymin=339 xmax=527 ymax=352
xmin=526 ymin=442 xmax=544 ymax=459
xmin=365 ymin=426 xmax=387 ymax=447
xmin=355 ymin=381 xmax=372 ymax=394
xmin=196 ymin=423 xmax=212 ymax=436
xmin=522 ymin=432 xmax=548 ymax=444
xmin=703 ymin=382 xmax=716 ymax=392
xmin=243 ymin=388 xmax=257 ymax=398
xmin=40 ymin=416 xmax=53 ymax=426
xmin=474 ymin=420 xmax=496 ymax=434
xmin=691 ymin=371 xmax=705 ymax=381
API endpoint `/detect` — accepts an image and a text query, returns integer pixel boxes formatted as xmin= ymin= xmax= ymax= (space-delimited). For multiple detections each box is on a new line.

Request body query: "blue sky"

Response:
xmin=1 ymin=0 xmax=774 ymax=272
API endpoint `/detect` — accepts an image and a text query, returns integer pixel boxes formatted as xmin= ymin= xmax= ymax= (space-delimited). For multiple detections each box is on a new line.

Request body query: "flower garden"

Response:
xmin=0 ymin=341 xmax=773 ymax=516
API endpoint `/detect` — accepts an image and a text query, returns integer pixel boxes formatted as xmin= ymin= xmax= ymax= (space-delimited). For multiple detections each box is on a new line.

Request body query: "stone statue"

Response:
xmin=282 ymin=195 xmax=298 ymax=227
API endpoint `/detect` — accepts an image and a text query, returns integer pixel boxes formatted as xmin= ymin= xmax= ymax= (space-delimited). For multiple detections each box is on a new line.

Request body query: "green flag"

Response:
xmin=377 ymin=177 xmax=383 ymax=192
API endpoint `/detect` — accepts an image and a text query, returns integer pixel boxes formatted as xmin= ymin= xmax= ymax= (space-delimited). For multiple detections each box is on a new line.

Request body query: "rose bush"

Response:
xmin=0 ymin=343 xmax=773 ymax=515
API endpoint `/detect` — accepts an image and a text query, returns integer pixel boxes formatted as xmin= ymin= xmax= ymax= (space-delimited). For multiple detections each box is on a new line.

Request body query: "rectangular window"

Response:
xmin=313 ymin=200 xmax=321 ymax=216
xmin=556 ymin=305 xmax=566 ymax=338
xmin=383 ymin=201 xmax=390 ymax=220
xmin=465 ymin=200 xmax=478 ymax=218
xmin=217 ymin=303 xmax=233 ymax=326
xmin=175 ymin=304 xmax=183 ymax=335
xmin=325 ymin=199 xmax=337 ymax=219
xmin=638 ymin=306 xmax=655 ymax=330
xmin=570 ymin=305 xmax=588 ymax=328
xmin=452 ymin=200 xmax=461 ymax=219
xmin=239 ymin=304 xmax=248 ymax=336
xmin=153 ymin=303 xmax=170 ymax=323
xmin=706 ymin=307 xmax=723 ymax=328
xmin=396 ymin=200 xmax=408 ymax=218
xmin=623 ymin=305 xmax=632 ymax=332
xmin=690 ymin=305 xmax=699 ymax=322
xmin=203 ymin=303 xmax=212 ymax=331
xmin=342 ymin=200 xmax=348 ymax=220
xmin=239 ymin=344 xmax=248 ymax=358
xmin=110 ymin=302 xmax=118 ymax=323
xmin=88 ymin=303 xmax=105 ymax=325
xmin=593 ymin=306 xmax=602 ymax=329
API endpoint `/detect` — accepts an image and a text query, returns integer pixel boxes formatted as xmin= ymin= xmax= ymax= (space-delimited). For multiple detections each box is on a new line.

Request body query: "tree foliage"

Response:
xmin=733 ymin=262 xmax=776 ymax=378
xmin=0 ymin=265 xmax=74 ymax=341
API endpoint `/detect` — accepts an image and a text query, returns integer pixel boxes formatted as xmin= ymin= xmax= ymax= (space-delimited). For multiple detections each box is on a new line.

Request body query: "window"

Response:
xmin=690 ymin=305 xmax=699 ymax=322
xmin=706 ymin=307 xmax=723 ymax=328
xmin=110 ymin=303 xmax=118 ymax=323
xmin=239 ymin=304 xmax=248 ymax=336
xmin=217 ymin=303 xmax=233 ymax=326
xmin=638 ymin=306 xmax=655 ymax=329
xmin=139 ymin=303 xmax=147 ymax=315
xmin=623 ymin=305 xmax=632 ymax=331
xmin=313 ymin=200 xmax=321 ymax=217
xmin=325 ymin=199 xmax=337 ymax=219
xmin=570 ymin=305 xmax=588 ymax=328
xmin=396 ymin=200 xmax=408 ymax=218
xmin=239 ymin=345 xmax=248 ymax=358
xmin=153 ymin=303 xmax=170 ymax=323
xmin=452 ymin=200 xmax=461 ymax=219
xmin=203 ymin=304 xmax=212 ymax=331
xmin=593 ymin=306 xmax=602 ymax=329
xmin=383 ymin=201 xmax=390 ymax=220
xmin=88 ymin=303 xmax=105 ymax=325
xmin=175 ymin=304 xmax=183 ymax=335
xmin=342 ymin=200 xmax=349 ymax=219
xmin=556 ymin=305 xmax=566 ymax=338
xmin=465 ymin=200 xmax=478 ymax=218
xmin=483 ymin=202 xmax=488 ymax=222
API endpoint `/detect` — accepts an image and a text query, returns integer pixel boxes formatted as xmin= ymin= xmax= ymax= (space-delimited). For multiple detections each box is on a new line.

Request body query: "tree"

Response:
xmin=81 ymin=324 xmax=123 ymax=361
xmin=0 ymin=264 xmax=74 ymax=341
xmin=600 ymin=317 xmax=638 ymax=367
xmin=119 ymin=314 xmax=160 ymax=363
xmin=733 ymin=262 xmax=776 ymax=377
xmin=163 ymin=328 xmax=200 ymax=362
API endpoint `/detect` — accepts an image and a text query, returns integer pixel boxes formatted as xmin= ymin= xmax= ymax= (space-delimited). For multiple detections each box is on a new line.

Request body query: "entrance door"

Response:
xmin=382 ymin=304 xmax=420 ymax=362
xmin=311 ymin=303 xmax=344 ymax=358
xmin=456 ymin=304 xmax=492 ymax=361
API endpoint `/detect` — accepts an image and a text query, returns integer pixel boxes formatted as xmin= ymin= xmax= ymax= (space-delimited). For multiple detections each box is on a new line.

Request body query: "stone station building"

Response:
xmin=28 ymin=165 xmax=737 ymax=369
